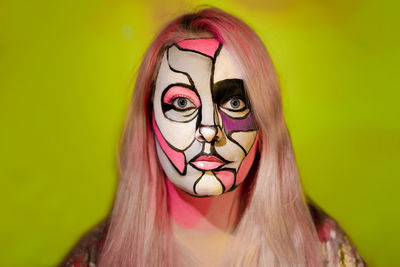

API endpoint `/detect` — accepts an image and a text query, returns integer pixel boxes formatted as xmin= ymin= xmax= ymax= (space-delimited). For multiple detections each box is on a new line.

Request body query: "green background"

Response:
xmin=1 ymin=0 xmax=399 ymax=266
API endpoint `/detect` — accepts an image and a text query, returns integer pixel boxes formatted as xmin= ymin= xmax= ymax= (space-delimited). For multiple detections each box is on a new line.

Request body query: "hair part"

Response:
xmin=98 ymin=8 xmax=323 ymax=267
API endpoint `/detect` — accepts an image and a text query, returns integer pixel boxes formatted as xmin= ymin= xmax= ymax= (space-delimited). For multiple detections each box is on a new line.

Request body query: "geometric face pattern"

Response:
xmin=152 ymin=38 xmax=258 ymax=197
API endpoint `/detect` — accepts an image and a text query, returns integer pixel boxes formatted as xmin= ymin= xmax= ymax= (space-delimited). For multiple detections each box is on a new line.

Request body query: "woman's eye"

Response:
xmin=221 ymin=97 xmax=246 ymax=111
xmin=172 ymin=97 xmax=196 ymax=110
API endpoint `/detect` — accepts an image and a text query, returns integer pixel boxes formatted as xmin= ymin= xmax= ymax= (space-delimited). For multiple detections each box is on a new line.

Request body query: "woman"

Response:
xmin=61 ymin=8 xmax=365 ymax=267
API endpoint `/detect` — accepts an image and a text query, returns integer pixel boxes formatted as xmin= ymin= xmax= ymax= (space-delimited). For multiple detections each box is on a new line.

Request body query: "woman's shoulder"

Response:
xmin=59 ymin=218 xmax=110 ymax=267
xmin=308 ymin=202 xmax=367 ymax=266
xmin=59 ymin=206 xmax=367 ymax=266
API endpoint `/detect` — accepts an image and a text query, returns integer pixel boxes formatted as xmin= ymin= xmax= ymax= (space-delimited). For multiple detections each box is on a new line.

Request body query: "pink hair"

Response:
xmin=98 ymin=8 xmax=323 ymax=266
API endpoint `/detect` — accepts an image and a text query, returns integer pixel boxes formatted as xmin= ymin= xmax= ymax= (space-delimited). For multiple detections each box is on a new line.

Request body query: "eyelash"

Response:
xmin=167 ymin=96 xmax=247 ymax=112
xmin=166 ymin=95 xmax=196 ymax=105
xmin=221 ymin=96 xmax=247 ymax=111
xmin=162 ymin=86 xmax=201 ymax=110
xmin=170 ymin=96 xmax=196 ymax=111
xmin=163 ymin=85 xmax=248 ymax=114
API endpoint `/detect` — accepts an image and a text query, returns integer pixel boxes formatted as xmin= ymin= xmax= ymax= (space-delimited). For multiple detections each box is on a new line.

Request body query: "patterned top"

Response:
xmin=59 ymin=204 xmax=366 ymax=266
xmin=308 ymin=204 xmax=366 ymax=266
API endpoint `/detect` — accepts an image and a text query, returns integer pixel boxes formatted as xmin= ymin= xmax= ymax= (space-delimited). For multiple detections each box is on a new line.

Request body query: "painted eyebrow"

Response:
xmin=212 ymin=79 xmax=247 ymax=105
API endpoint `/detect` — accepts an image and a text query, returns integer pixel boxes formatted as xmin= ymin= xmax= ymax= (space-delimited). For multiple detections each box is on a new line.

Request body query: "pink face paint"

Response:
xmin=166 ymin=177 xmax=213 ymax=228
xmin=177 ymin=38 xmax=220 ymax=58
xmin=163 ymin=85 xmax=201 ymax=107
xmin=167 ymin=176 xmax=242 ymax=231
xmin=152 ymin=113 xmax=186 ymax=174
xmin=214 ymin=170 xmax=235 ymax=191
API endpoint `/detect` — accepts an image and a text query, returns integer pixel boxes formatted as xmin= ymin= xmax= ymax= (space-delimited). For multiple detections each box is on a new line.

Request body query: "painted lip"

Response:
xmin=190 ymin=155 xmax=227 ymax=170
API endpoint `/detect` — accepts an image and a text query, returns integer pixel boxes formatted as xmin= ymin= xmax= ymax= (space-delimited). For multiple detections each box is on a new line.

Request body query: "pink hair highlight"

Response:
xmin=98 ymin=8 xmax=323 ymax=267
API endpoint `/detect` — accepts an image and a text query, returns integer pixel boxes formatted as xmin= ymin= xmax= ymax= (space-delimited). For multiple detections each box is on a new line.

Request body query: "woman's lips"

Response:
xmin=190 ymin=155 xmax=226 ymax=170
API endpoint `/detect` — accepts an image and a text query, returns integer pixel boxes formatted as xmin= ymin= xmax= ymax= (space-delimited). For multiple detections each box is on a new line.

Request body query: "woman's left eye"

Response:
xmin=221 ymin=97 xmax=246 ymax=111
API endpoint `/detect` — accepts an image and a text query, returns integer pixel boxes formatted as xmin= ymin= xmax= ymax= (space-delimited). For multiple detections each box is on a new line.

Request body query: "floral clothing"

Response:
xmin=308 ymin=204 xmax=366 ymax=266
xmin=60 ymin=204 xmax=366 ymax=266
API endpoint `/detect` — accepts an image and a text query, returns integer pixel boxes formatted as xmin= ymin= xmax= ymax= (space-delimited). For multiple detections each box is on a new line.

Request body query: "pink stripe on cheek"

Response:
xmin=214 ymin=170 xmax=235 ymax=192
xmin=163 ymin=86 xmax=201 ymax=107
xmin=236 ymin=135 xmax=259 ymax=185
xmin=152 ymin=114 xmax=186 ymax=174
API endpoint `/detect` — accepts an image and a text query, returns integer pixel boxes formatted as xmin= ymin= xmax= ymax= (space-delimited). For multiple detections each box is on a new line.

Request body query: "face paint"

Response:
xmin=152 ymin=38 xmax=258 ymax=197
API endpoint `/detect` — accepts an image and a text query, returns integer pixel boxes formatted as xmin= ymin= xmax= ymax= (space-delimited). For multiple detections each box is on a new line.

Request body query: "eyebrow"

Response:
xmin=212 ymin=79 xmax=246 ymax=105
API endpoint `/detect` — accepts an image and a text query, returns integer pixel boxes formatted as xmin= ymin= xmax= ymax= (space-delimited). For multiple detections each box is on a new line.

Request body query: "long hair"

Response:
xmin=98 ymin=8 xmax=323 ymax=267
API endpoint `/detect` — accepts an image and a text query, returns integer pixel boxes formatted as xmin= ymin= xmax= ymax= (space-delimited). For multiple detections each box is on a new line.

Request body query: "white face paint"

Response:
xmin=152 ymin=38 xmax=258 ymax=196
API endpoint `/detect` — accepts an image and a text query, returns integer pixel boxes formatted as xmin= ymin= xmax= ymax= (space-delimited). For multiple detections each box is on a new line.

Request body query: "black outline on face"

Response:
xmin=225 ymin=128 xmax=258 ymax=155
xmin=155 ymin=40 xmax=258 ymax=196
xmin=209 ymin=43 xmax=223 ymax=127
xmin=166 ymin=46 xmax=196 ymax=88
xmin=212 ymin=79 xmax=249 ymax=108
xmin=188 ymin=146 xmax=233 ymax=172
xmin=193 ymin=134 xmax=258 ymax=196
xmin=153 ymin=113 xmax=195 ymax=176
xmin=161 ymin=83 xmax=200 ymax=123
xmin=220 ymin=109 xmax=252 ymax=120
xmin=221 ymin=97 xmax=247 ymax=112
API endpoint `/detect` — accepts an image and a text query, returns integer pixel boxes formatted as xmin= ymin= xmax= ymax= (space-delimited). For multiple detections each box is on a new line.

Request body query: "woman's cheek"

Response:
xmin=219 ymin=110 xmax=257 ymax=154
xmin=154 ymin=112 xmax=197 ymax=151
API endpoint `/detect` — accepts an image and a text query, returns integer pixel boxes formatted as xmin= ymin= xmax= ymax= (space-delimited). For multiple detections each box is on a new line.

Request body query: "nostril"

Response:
xmin=196 ymin=133 xmax=205 ymax=142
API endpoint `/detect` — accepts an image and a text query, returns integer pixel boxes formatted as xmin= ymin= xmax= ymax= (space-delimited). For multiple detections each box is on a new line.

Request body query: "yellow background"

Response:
xmin=1 ymin=0 xmax=399 ymax=266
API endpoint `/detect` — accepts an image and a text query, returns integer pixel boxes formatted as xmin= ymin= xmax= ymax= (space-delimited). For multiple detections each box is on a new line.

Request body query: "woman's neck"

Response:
xmin=166 ymin=178 xmax=242 ymax=232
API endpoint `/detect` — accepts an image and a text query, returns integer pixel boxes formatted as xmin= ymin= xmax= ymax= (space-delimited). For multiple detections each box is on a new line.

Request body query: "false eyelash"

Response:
xmin=164 ymin=94 xmax=194 ymax=105
xmin=163 ymin=86 xmax=201 ymax=107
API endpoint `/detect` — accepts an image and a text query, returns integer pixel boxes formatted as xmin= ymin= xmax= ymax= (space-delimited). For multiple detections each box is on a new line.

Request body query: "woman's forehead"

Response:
xmin=213 ymin=46 xmax=243 ymax=82
xmin=158 ymin=38 xmax=243 ymax=89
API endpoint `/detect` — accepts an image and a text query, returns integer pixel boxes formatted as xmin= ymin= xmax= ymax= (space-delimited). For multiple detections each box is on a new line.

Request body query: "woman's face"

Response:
xmin=152 ymin=38 xmax=258 ymax=196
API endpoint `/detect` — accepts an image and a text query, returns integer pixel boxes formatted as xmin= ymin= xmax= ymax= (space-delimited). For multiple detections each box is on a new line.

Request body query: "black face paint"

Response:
xmin=212 ymin=79 xmax=250 ymax=108
xmin=212 ymin=78 xmax=257 ymax=140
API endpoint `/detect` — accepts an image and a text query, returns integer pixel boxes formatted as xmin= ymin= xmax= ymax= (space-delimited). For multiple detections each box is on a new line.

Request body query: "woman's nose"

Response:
xmin=196 ymin=125 xmax=221 ymax=142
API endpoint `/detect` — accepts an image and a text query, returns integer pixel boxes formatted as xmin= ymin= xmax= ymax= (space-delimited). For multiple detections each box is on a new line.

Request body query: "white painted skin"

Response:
xmin=153 ymin=42 xmax=257 ymax=196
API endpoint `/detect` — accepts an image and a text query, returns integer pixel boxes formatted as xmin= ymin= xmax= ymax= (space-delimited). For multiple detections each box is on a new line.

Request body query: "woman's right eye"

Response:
xmin=172 ymin=97 xmax=196 ymax=111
